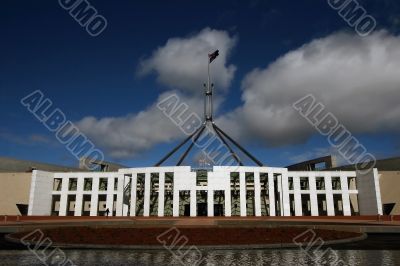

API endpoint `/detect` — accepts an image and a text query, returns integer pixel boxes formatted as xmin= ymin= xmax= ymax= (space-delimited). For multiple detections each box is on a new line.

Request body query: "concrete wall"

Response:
xmin=28 ymin=170 xmax=54 ymax=215
xmin=379 ymin=171 xmax=400 ymax=215
xmin=357 ymin=169 xmax=383 ymax=215
xmin=0 ymin=172 xmax=32 ymax=215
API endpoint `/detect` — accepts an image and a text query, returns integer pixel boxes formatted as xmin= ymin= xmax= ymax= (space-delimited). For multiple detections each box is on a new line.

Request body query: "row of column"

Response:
xmin=290 ymin=172 xmax=354 ymax=216
xmin=56 ymin=175 xmax=120 ymax=216
xmin=54 ymin=170 xmax=358 ymax=217
xmin=125 ymin=170 xmax=290 ymax=217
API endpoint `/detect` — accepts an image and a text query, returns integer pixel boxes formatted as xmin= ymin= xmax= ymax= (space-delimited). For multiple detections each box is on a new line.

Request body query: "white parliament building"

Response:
xmin=28 ymin=166 xmax=382 ymax=217
xmin=27 ymin=52 xmax=383 ymax=218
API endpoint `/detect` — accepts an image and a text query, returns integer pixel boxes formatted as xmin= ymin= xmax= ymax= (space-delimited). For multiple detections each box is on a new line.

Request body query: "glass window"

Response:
xmin=68 ymin=178 xmax=77 ymax=191
xmin=316 ymin=177 xmax=325 ymax=190
xmin=84 ymin=178 xmax=92 ymax=191
xmin=99 ymin=178 xmax=108 ymax=191
xmin=347 ymin=177 xmax=357 ymax=190
xmin=288 ymin=177 xmax=294 ymax=190
xmin=53 ymin=178 xmax=62 ymax=191
xmin=300 ymin=177 xmax=309 ymax=190
xmin=332 ymin=177 xmax=341 ymax=190
xmin=196 ymin=170 xmax=207 ymax=186
xmin=114 ymin=177 xmax=118 ymax=190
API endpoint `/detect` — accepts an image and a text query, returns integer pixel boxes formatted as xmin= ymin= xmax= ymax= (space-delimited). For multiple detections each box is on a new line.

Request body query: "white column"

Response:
xmin=158 ymin=172 xmax=165 ymax=217
xmin=190 ymin=190 xmax=196 ymax=217
xmin=225 ymin=187 xmax=231 ymax=217
xmin=340 ymin=173 xmax=351 ymax=216
xmin=122 ymin=175 xmax=130 ymax=216
xmin=74 ymin=176 xmax=84 ymax=216
xmin=239 ymin=171 xmax=246 ymax=216
xmin=129 ymin=174 xmax=137 ymax=216
xmin=143 ymin=172 xmax=151 ymax=217
xmin=254 ymin=171 xmax=261 ymax=216
xmin=293 ymin=175 xmax=302 ymax=216
xmin=90 ymin=177 xmax=99 ymax=216
xmin=309 ymin=173 xmax=319 ymax=216
xmin=208 ymin=190 xmax=214 ymax=217
xmin=277 ymin=175 xmax=283 ymax=216
xmin=106 ymin=176 xmax=114 ymax=216
xmin=324 ymin=174 xmax=335 ymax=216
xmin=268 ymin=171 xmax=276 ymax=216
xmin=281 ymin=171 xmax=291 ymax=216
xmin=116 ymin=174 xmax=125 ymax=216
xmin=58 ymin=177 xmax=69 ymax=216
xmin=172 ymin=188 xmax=179 ymax=217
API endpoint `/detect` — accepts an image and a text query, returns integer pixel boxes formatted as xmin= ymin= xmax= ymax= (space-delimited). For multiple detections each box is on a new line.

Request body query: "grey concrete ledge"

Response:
xmin=5 ymin=233 xmax=367 ymax=250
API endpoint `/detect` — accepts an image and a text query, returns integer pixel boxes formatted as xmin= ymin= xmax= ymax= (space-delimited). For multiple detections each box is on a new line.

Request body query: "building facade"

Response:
xmin=28 ymin=166 xmax=383 ymax=217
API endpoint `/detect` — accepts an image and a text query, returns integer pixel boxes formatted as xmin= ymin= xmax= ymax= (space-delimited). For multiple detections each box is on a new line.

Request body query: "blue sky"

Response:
xmin=1 ymin=0 xmax=400 ymax=168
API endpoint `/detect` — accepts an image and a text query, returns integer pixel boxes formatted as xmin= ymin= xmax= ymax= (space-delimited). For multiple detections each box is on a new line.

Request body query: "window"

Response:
xmin=230 ymin=172 xmax=240 ymax=216
xmin=84 ymin=178 xmax=92 ymax=191
xmin=316 ymin=177 xmax=325 ymax=190
xmin=196 ymin=170 xmax=207 ymax=186
xmin=300 ymin=177 xmax=309 ymax=190
xmin=347 ymin=177 xmax=357 ymax=190
xmin=99 ymin=178 xmax=108 ymax=191
xmin=332 ymin=177 xmax=341 ymax=190
xmin=230 ymin=172 xmax=240 ymax=191
xmin=114 ymin=177 xmax=118 ymax=190
xmin=164 ymin=172 xmax=174 ymax=217
xmin=53 ymin=178 xmax=62 ymax=191
xmin=136 ymin=174 xmax=145 ymax=216
xmin=150 ymin=173 xmax=160 ymax=216
xmin=68 ymin=178 xmax=77 ymax=191
xmin=245 ymin=173 xmax=255 ymax=216
xmin=288 ymin=177 xmax=294 ymax=190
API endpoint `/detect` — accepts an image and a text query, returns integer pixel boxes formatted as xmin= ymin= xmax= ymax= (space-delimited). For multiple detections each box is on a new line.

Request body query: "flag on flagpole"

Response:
xmin=208 ymin=50 xmax=219 ymax=63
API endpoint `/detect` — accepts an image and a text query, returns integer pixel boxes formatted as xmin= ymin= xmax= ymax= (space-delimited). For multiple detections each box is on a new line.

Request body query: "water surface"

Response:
xmin=0 ymin=249 xmax=399 ymax=265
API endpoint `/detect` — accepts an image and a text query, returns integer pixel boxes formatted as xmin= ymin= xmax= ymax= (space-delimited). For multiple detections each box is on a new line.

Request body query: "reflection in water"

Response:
xmin=0 ymin=249 xmax=399 ymax=266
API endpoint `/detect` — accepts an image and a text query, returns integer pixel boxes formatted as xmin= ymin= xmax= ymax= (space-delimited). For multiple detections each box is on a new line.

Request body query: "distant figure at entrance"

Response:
xmin=105 ymin=208 xmax=110 ymax=217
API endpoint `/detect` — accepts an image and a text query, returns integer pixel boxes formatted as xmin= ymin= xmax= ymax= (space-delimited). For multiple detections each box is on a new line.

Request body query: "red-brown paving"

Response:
xmin=11 ymin=227 xmax=362 ymax=246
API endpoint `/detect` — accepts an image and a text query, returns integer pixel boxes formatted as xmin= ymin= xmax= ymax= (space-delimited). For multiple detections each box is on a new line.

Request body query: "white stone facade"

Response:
xmin=28 ymin=166 xmax=383 ymax=217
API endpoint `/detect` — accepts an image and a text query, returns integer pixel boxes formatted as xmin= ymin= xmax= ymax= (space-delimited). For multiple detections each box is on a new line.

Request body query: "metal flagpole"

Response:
xmin=213 ymin=124 xmax=264 ymax=166
xmin=154 ymin=49 xmax=265 ymax=167
xmin=177 ymin=125 xmax=206 ymax=166
xmin=154 ymin=125 xmax=204 ymax=166
xmin=207 ymin=59 xmax=211 ymax=121
xmin=206 ymin=58 xmax=211 ymax=122
xmin=204 ymin=83 xmax=207 ymax=122
xmin=212 ymin=123 xmax=243 ymax=166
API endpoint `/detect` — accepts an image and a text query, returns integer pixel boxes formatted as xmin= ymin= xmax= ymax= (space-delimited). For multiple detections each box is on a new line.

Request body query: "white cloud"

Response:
xmin=78 ymin=29 xmax=400 ymax=160
xmin=219 ymin=30 xmax=400 ymax=147
xmin=76 ymin=28 xmax=236 ymax=159
xmin=137 ymin=28 xmax=237 ymax=94
xmin=77 ymin=91 xmax=204 ymax=159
